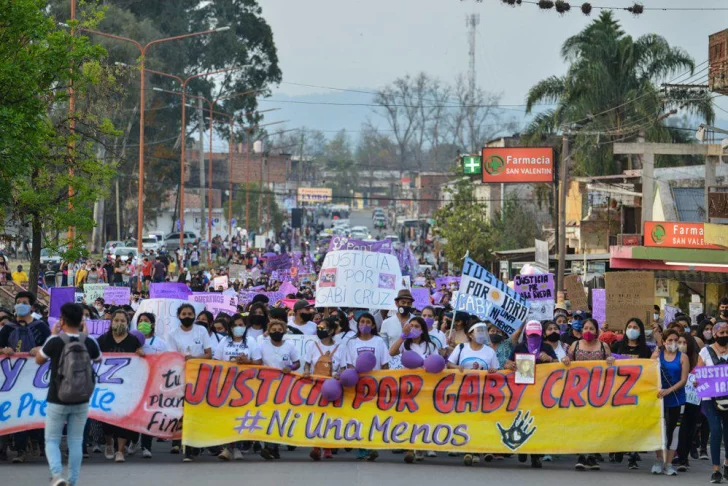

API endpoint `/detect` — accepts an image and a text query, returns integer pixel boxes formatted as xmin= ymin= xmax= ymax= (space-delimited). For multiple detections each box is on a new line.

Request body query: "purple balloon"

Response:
xmin=355 ymin=352 xmax=377 ymax=373
xmin=401 ymin=350 xmax=424 ymax=369
xmin=130 ymin=330 xmax=146 ymax=347
xmin=423 ymin=354 xmax=446 ymax=374
xmin=339 ymin=368 xmax=359 ymax=387
xmin=321 ymin=378 xmax=343 ymax=401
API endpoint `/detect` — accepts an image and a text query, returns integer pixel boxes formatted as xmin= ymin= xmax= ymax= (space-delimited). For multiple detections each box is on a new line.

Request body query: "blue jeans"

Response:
xmin=703 ymin=400 xmax=728 ymax=467
xmin=45 ymin=402 xmax=89 ymax=485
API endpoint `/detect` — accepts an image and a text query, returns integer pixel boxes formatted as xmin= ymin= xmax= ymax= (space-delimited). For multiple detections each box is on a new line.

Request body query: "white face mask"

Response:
xmin=653 ymin=313 xmax=660 ymax=321
xmin=232 ymin=326 xmax=245 ymax=338
xmin=665 ymin=343 xmax=678 ymax=353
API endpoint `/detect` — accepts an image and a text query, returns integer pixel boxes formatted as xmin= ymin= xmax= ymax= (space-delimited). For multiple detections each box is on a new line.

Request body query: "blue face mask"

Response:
xmin=15 ymin=303 xmax=31 ymax=317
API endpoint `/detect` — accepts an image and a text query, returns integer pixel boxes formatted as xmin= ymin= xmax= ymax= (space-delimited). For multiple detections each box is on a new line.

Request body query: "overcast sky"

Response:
xmin=256 ymin=0 xmax=728 ymax=135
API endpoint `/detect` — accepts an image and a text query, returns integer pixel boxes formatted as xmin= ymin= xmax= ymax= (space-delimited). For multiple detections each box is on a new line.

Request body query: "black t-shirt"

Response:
xmin=509 ymin=342 xmax=558 ymax=363
xmin=41 ymin=334 xmax=101 ymax=404
xmin=97 ymin=333 xmax=141 ymax=353
xmin=611 ymin=341 xmax=652 ymax=359
xmin=0 ymin=319 xmax=50 ymax=349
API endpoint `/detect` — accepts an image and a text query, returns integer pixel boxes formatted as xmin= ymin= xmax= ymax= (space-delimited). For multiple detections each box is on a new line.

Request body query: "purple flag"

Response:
xmin=694 ymin=366 xmax=728 ymax=399
xmin=328 ymin=236 xmax=392 ymax=253
xmin=50 ymin=287 xmax=76 ymax=318
xmin=410 ymin=288 xmax=432 ymax=311
xmin=149 ymin=282 xmax=192 ymax=300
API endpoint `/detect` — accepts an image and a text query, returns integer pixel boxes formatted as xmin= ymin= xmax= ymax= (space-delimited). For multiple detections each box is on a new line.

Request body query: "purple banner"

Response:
xmin=49 ymin=318 xmax=110 ymax=338
xmin=591 ymin=289 xmax=606 ymax=328
xmin=265 ymin=254 xmax=292 ymax=272
xmin=104 ymin=286 xmax=131 ymax=306
xmin=694 ymin=365 xmax=728 ymax=399
xmin=513 ymin=274 xmax=554 ymax=301
xmin=327 ymin=236 xmax=392 ymax=253
xmin=410 ymin=288 xmax=432 ymax=311
xmin=435 ymin=277 xmax=460 ymax=290
xmin=50 ymin=287 xmax=76 ymax=318
xmin=238 ymin=290 xmax=287 ymax=307
xmin=149 ymin=282 xmax=192 ymax=300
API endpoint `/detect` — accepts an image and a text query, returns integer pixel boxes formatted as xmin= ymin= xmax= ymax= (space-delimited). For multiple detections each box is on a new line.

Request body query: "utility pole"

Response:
xmin=198 ymin=95 xmax=206 ymax=255
xmin=557 ymin=134 xmax=569 ymax=293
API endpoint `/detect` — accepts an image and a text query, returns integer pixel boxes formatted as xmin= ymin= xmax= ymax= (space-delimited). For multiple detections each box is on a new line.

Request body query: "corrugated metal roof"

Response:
xmin=672 ymin=187 xmax=705 ymax=222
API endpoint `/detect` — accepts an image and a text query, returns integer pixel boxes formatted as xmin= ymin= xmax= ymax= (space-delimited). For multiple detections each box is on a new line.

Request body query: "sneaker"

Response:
xmin=233 ymin=449 xmax=243 ymax=461
xmin=543 ymin=455 xmax=553 ymax=462
xmin=356 ymin=450 xmax=368 ymax=460
xmin=114 ymin=452 xmax=125 ymax=463
xmin=82 ymin=451 xmax=89 ymax=459
xmin=142 ymin=448 xmax=152 ymax=459
xmin=594 ymin=453 xmax=604 ymax=462
xmin=664 ymin=464 xmax=677 ymax=476
xmin=50 ymin=476 xmax=68 ymax=486
xmin=404 ymin=451 xmax=415 ymax=464
xmin=271 ymin=448 xmax=281 ymax=460
xmin=575 ymin=455 xmax=587 ymax=471
xmin=218 ymin=448 xmax=232 ymax=461
xmin=241 ymin=444 xmax=251 ymax=454
xmin=531 ymin=456 xmax=543 ymax=468
xmin=323 ymin=449 xmax=333 ymax=460
xmin=253 ymin=442 xmax=262 ymax=454
xmin=310 ymin=448 xmax=322 ymax=461
xmin=586 ymin=455 xmax=600 ymax=470
xmin=92 ymin=445 xmax=103 ymax=454
xmin=426 ymin=451 xmax=437 ymax=458
xmin=126 ymin=441 xmax=138 ymax=456
xmin=495 ymin=454 xmax=505 ymax=460
xmin=463 ymin=454 xmax=473 ymax=466
xmin=690 ymin=448 xmax=698 ymax=460
xmin=711 ymin=471 xmax=723 ymax=484
xmin=260 ymin=449 xmax=273 ymax=461
xmin=170 ymin=445 xmax=180 ymax=454
xmin=472 ymin=454 xmax=480 ymax=465
xmin=104 ymin=446 xmax=114 ymax=460
xmin=628 ymin=459 xmax=639 ymax=470
xmin=614 ymin=452 xmax=624 ymax=463
xmin=182 ymin=456 xmax=193 ymax=463
xmin=483 ymin=453 xmax=493 ymax=462
xmin=651 ymin=461 xmax=664 ymax=475
xmin=518 ymin=454 xmax=528 ymax=463
xmin=676 ymin=462 xmax=688 ymax=472
xmin=367 ymin=451 xmax=378 ymax=462
xmin=700 ymin=449 xmax=710 ymax=460
xmin=415 ymin=451 xmax=424 ymax=462
xmin=12 ymin=453 xmax=26 ymax=463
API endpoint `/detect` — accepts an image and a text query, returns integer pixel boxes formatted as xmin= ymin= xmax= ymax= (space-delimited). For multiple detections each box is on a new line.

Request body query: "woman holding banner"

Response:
xmin=696 ymin=320 xmax=728 ymax=484
xmin=650 ymin=329 xmax=688 ymax=476
xmin=562 ymin=318 xmax=614 ymax=471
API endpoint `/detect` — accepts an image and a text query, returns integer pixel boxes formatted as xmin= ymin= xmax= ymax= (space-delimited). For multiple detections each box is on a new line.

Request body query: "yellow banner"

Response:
xmin=182 ymin=359 xmax=663 ymax=453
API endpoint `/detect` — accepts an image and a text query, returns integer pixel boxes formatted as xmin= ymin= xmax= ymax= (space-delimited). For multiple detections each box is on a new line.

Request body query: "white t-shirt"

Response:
xmin=214 ymin=337 xmax=262 ymax=362
xmin=399 ymin=341 xmax=437 ymax=359
xmin=379 ymin=314 xmax=414 ymax=348
xmin=428 ymin=329 xmax=447 ymax=349
xmin=346 ymin=336 xmax=390 ymax=370
xmin=260 ymin=340 xmax=301 ymax=369
xmin=168 ymin=324 xmax=213 ymax=357
xmin=699 ymin=345 xmax=728 ymax=366
xmin=304 ymin=341 xmax=348 ymax=374
xmin=448 ymin=342 xmax=499 ymax=370
xmin=143 ymin=336 xmax=169 ymax=355
xmin=246 ymin=327 xmax=265 ymax=341
xmin=287 ymin=318 xmax=316 ymax=336
xmin=333 ymin=330 xmax=357 ymax=345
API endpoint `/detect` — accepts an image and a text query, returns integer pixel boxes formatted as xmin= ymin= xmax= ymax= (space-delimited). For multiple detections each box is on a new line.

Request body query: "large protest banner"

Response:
xmin=455 ymin=257 xmax=529 ymax=336
xmin=132 ymin=299 xmax=205 ymax=341
xmin=183 ymin=360 xmax=662 ymax=453
xmin=0 ymin=353 xmax=184 ymax=440
xmin=149 ymin=282 xmax=192 ymax=300
xmin=188 ymin=293 xmax=238 ymax=317
xmin=328 ymin=236 xmax=392 ymax=253
xmin=238 ymin=290 xmax=286 ymax=306
xmin=83 ymin=283 xmax=109 ymax=303
xmin=513 ymin=274 xmax=554 ymax=320
xmin=605 ymin=272 xmax=655 ymax=330
xmin=315 ymin=250 xmax=402 ymax=310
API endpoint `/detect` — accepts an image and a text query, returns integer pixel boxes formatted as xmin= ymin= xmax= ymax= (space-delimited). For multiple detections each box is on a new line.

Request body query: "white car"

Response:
xmin=350 ymin=230 xmax=368 ymax=239
xmin=113 ymin=247 xmax=139 ymax=263
xmin=40 ymin=248 xmax=63 ymax=266
xmin=142 ymin=237 xmax=163 ymax=252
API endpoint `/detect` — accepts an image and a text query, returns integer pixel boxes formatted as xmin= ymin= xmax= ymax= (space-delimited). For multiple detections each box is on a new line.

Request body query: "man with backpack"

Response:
xmin=36 ymin=302 xmax=101 ymax=486
xmin=0 ymin=290 xmax=51 ymax=463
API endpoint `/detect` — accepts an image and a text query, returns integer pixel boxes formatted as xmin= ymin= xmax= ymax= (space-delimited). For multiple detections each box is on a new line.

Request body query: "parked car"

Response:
xmin=142 ymin=237 xmax=163 ymax=252
xmin=40 ymin=248 xmax=63 ymax=266
xmin=103 ymin=240 xmax=125 ymax=253
xmin=164 ymin=232 xmax=198 ymax=250
xmin=113 ymin=247 xmax=138 ymax=263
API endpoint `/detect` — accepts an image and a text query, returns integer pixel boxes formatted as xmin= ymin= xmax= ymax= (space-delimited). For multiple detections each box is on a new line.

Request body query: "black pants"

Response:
xmin=664 ymin=404 xmax=681 ymax=450
xmin=141 ymin=434 xmax=153 ymax=451
xmin=102 ymin=423 xmax=138 ymax=442
xmin=677 ymin=403 xmax=701 ymax=461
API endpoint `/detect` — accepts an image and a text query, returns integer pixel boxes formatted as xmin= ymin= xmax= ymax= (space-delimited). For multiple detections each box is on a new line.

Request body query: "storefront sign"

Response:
xmin=297 ymin=187 xmax=332 ymax=203
xmin=644 ymin=222 xmax=722 ymax=250
xmin=481 ymin=148 xmax=554 ymax=183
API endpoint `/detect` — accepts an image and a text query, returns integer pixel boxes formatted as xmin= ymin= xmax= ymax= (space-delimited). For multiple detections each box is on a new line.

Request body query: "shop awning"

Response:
xmin=610 ymin=246 xmax=728 ymax=273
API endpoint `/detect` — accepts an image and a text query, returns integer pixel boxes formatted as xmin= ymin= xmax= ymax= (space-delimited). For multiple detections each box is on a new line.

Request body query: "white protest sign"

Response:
xmin=212 ymin=275 xmax=229 ymax=290
xmin=188 ymin=293 xmax=238 ymax=317
xmin=131 ymin=298 xmax=206 ymax=341
xmin=314 ymin=250 xmax=402 ymax=310
xmin=84 ymin=283 xmax=109 ymax=303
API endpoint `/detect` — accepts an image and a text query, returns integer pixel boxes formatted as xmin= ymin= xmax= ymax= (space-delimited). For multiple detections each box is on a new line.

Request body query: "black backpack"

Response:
xmin=56 ymin=334 xmax=95 ymax=403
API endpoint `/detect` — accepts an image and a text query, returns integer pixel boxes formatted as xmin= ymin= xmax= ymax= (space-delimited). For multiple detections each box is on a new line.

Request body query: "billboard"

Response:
xmin=644 ymin=221 xmax=722 ymax=250
xmin=481 ymin=147 xmax=554 ymax=183
xmin=297 ymin=187 xmax=332 ymax=203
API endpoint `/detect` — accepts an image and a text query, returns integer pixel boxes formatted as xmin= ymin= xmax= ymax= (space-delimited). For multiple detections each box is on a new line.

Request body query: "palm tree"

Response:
xmin=524 ymin=11 xmax=714 ymax=176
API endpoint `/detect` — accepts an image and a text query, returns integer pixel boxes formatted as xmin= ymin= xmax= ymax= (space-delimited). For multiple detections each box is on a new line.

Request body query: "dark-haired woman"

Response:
xmin=246 ymin=302 xmax=269 ymax=341
xmin=135 ymin=312 xmax=167 ymax=458
xmin=675 ymin=333 xmax=701 ymax=472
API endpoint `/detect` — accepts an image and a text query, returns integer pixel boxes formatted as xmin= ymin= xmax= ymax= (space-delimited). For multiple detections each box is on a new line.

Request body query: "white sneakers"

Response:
xmin=114 ymin=451 xmax=125 ymax=463
xmin=104 ymin=446 xmax=114 ymax=460
xmin=651 ymin=461 xmax=664 ymax=474
xmin=233 ymin=449 xmax=244 ymax=461
xmin=142 ymin=448 xmax=152 ymax=459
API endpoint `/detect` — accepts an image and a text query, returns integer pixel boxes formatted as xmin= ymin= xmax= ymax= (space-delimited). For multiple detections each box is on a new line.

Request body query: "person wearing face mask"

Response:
xmin=303 ymin=317 xmax=347 ymax=462
xmin=135 ymin=312 xmax=167 ymax=459
xmin=93 ymin=298 xmax=105 ymax=317
xmin=649 ymin=329 xmax=688 ymax=476
xmin=562 ymin=318 xmax=615 ymax=471
xmin=259 ymin=319 xmax=300 ymax=461
xmin=0 ymin=291 xmax=50 ymax=464
xmin=488 ymin=321 xmax=524 ymax=369
xmin=421 ymin=306 xmax=447 ymax=354
xmin=675 ymin=333 xmax=700 ymax=472
xmin=167 ymin=304 xmax=211 ymax=461
xmin=288 ymin=300 xmax=317 ymax=335
xmin=612 ymin=318 xmax=652 ymax=359
xmin=699 ymin=319 xmax=715 ymax=347
xmin=562 ymin=317 xmax=583 ymax=347
xmin=653 ymin=305 xmax=662 ymax=325
xmin=246 ymin=302 xmax=269 ymax=341
xmin=697 ymin=320 xmax=728 ymax=484
xmin=380 ymin=289 xmax=417 ymax=350
xmin=331 ymin=310 xmax=356 ymax=345
xmin=97 ymin=310 xmax=144 ymax=463
xmin=214 ymin=314 xmax=262 ymax=462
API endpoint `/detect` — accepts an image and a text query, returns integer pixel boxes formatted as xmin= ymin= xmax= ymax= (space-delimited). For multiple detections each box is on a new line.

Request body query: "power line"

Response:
xmin=258 ymin=98 xmax=543 ymax=112
xmin=498 ymin=0 xmax=728 ymax=13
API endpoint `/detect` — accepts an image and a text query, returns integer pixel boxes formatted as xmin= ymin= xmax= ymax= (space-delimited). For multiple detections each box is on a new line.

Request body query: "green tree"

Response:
xmin=225 ymin=183 xmax=285 ymax=237
xmin=524 ymin=11 xmax=714 ymax=176
xmin=491 ymin=194 xmax=544 ymax=251
xmin=433 ymin=177 xmax=494 ymax=270
xmin=1 ymin=0 xmax=117 ymax=294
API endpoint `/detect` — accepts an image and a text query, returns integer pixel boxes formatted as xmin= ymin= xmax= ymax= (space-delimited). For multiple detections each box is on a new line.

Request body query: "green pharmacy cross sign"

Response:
xmin=462 ymin=155 xmax=482 ymax=175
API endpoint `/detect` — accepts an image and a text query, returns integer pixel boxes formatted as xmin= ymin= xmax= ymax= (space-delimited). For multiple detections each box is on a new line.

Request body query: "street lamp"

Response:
xmin=81 ymin=25 xmax=230 ymax=283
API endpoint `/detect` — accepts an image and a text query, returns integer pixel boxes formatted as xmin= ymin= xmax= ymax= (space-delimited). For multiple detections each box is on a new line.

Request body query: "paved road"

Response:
xmin=1 ymin=445 xmax=719 ymax=486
